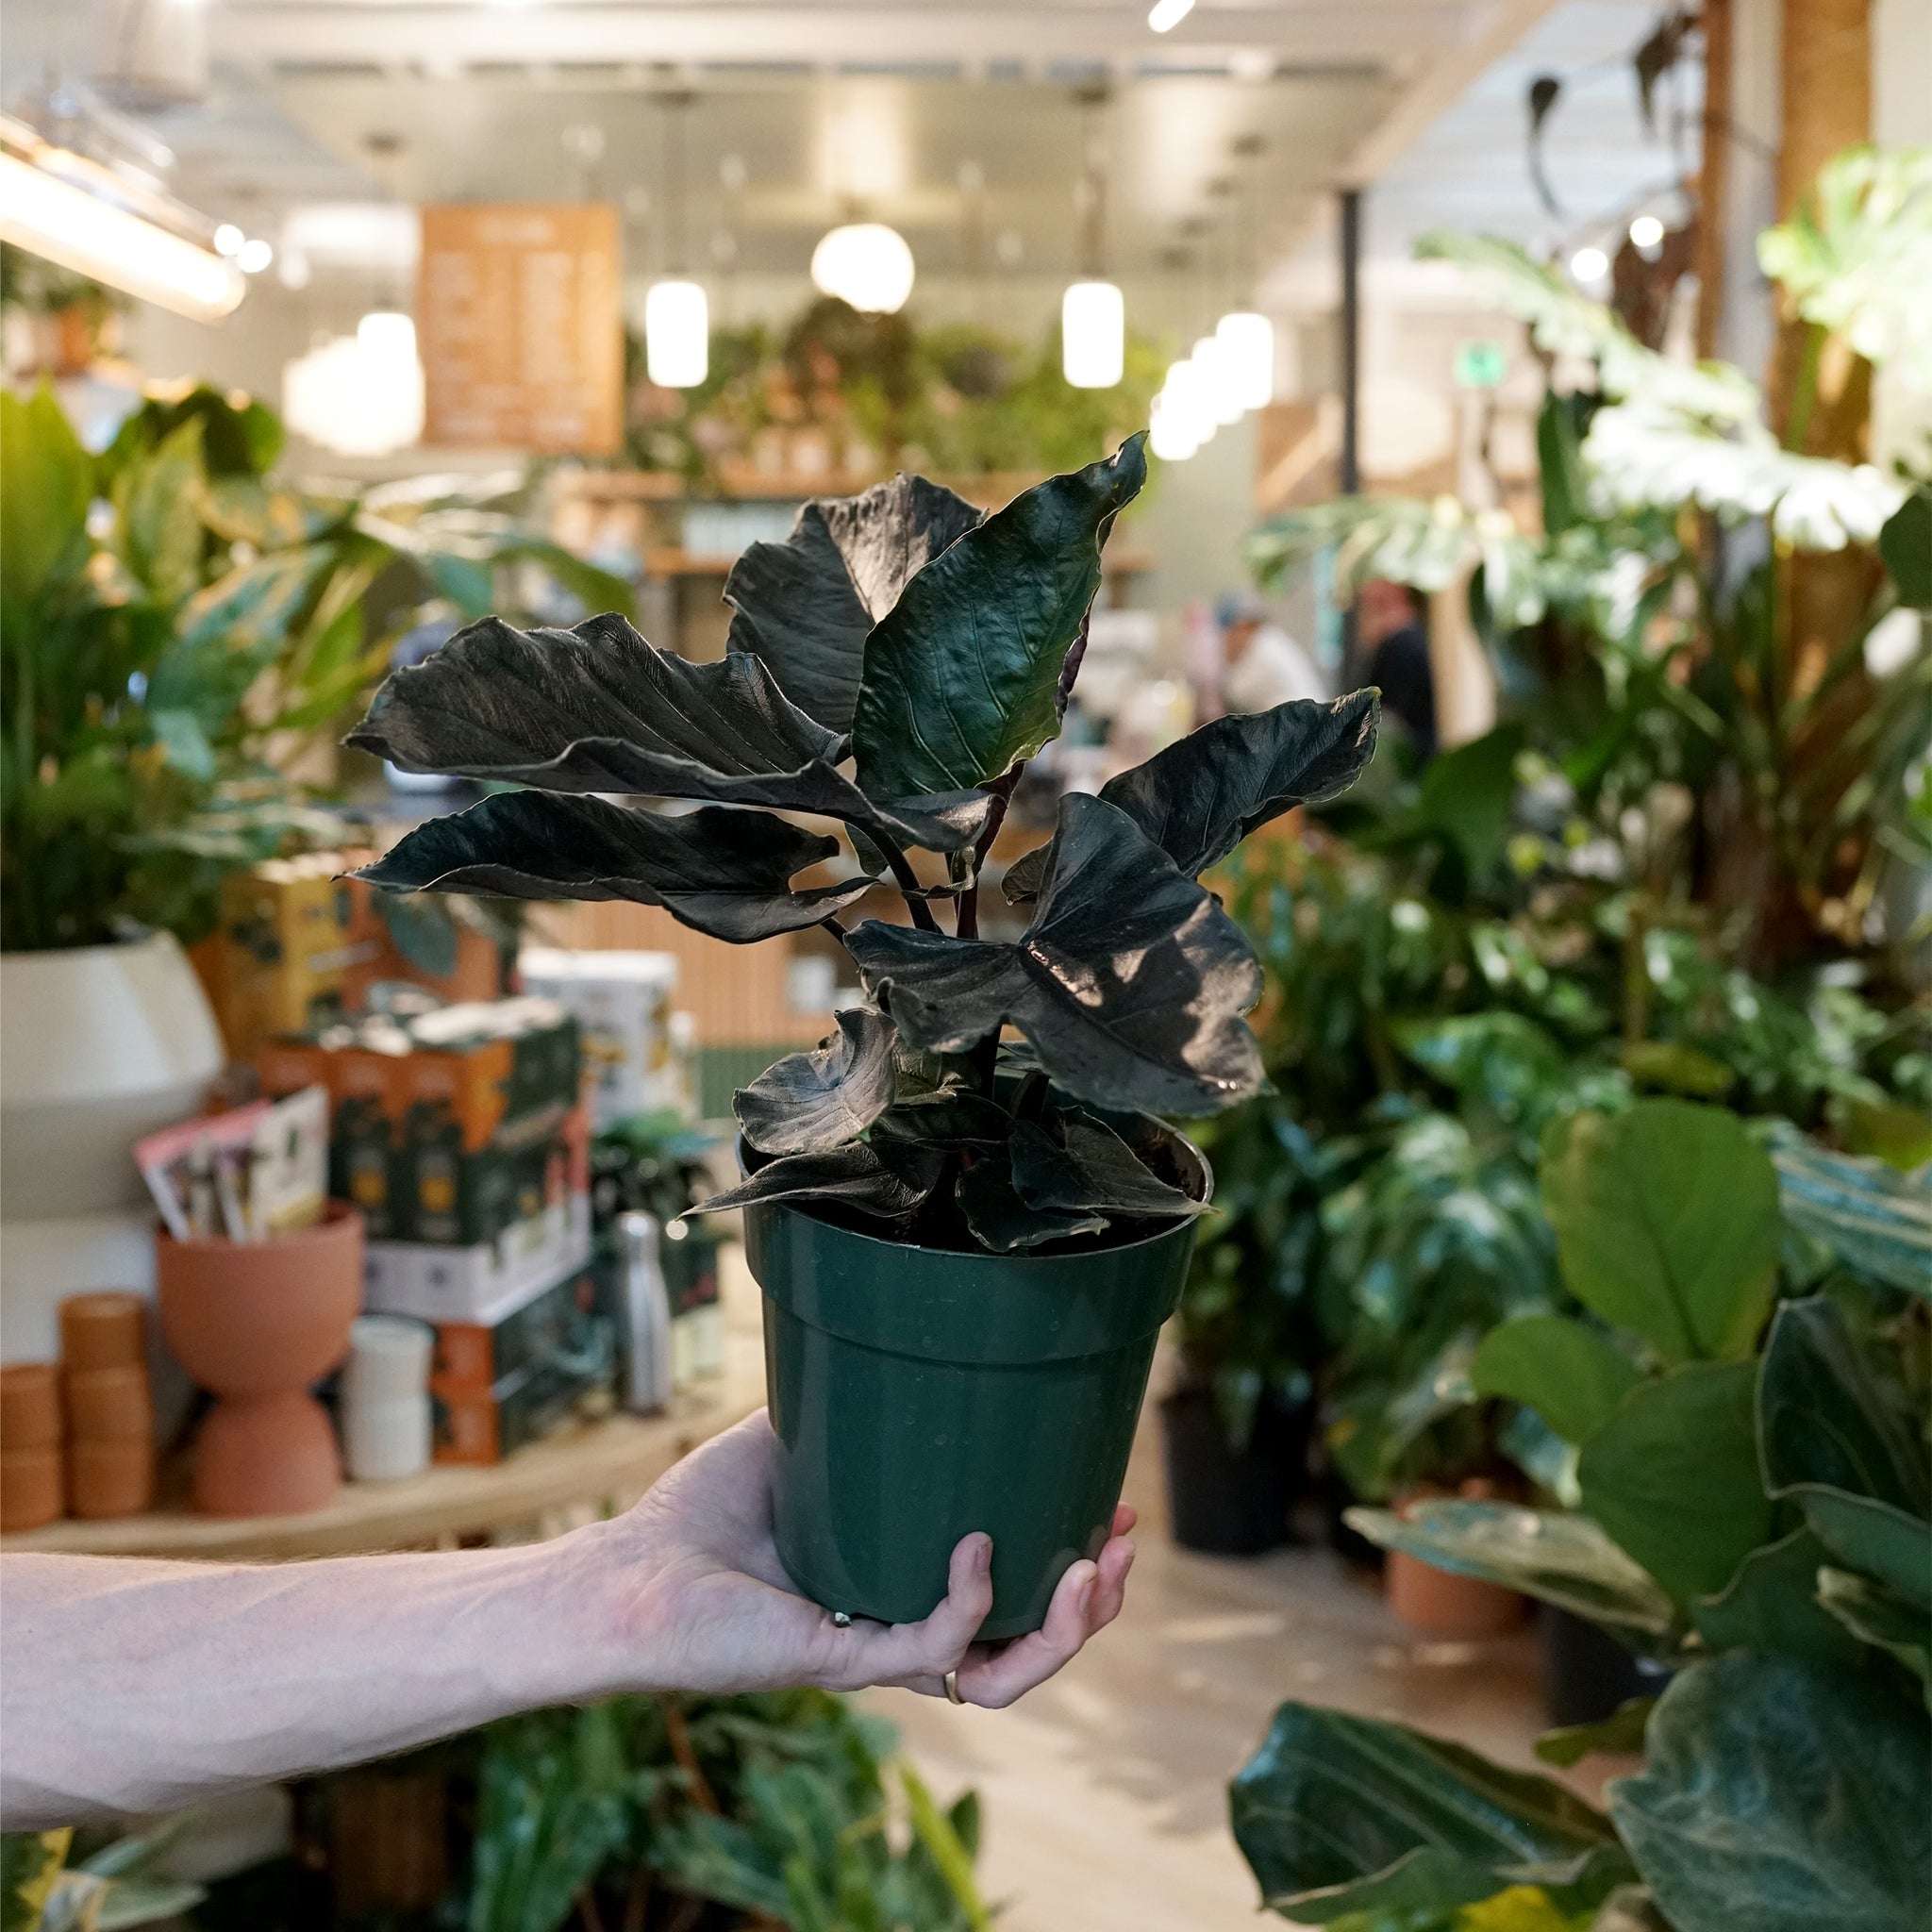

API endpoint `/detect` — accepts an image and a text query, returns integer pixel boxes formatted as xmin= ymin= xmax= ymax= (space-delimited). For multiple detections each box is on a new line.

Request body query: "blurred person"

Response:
xmin=1218 ymin=591 xmax=1327 ymax=715
xmin=1357 ymin=578 xmax=1437 ymax=760
xmin=1 ymin=1409 xmax=1136 ymax=1827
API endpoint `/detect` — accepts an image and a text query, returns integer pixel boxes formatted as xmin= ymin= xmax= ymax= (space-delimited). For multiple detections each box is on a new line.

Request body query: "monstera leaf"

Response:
xmin=851 ymin=437 xmax=1146 ymax=801
xmin=1610 ymin=1650 xmax=1932 ymax=1932
xmin=1231 ymin=1701 xmax=1629 ymax=1924
xmin=1004 ymin=690 xmax=1380 ymax=903
xmin=734 ymin=1009 xmax=900 ymax=1155
xmin=357 ymin=792 xmax=872 ymax=942
xmin=725 ymin=475 xmax=985 ymax=733
xmin=693 ymin=1141 xmax=944 ymax=1222
xmin=346 ymin=613 xmax=992 ymax=853
xmin=845 ymin=792 xmax=1263 ymax=1117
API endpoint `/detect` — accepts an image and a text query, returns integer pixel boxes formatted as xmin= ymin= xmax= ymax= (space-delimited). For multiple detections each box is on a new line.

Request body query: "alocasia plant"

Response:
xmin=349 ymin=434 xmax=1380 ymax=1253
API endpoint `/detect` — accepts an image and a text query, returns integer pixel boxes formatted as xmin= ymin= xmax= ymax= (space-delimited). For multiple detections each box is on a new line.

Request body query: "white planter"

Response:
xmin=0 ymin=932 xmax=225 ymax=1365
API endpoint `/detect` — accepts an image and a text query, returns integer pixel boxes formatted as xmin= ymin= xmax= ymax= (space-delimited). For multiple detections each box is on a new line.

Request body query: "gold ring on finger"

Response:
xmin=944 ymin=1668 xmax=965 ymax=1706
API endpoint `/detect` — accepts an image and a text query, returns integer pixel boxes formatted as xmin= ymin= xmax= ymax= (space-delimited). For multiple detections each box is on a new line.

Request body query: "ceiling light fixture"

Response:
xmin=810 ymin=220 xmax=914 ymax=314
xmin=1148 ymin=0 xmax=1196 ymax=32
xmin=1061 ymin=88 xmax=1123 ymax=390
xmin=645 ymin=91 xmax=708 ymax=387
xmin=1192 ymin=334 xmax=1244 ymax=426
xmin=1215 ymin=309 xmax=1274 ymax=411
xmin=237 ymin=237 xmax=273 ymax=274
xmin=1570 ymin=244 xmax=1609 ymax=283
xmin=1628 ymin=213 xmax=1664 ymax=249
xmin=283 ymin=310 xmax=423 ymax=457
xmin=0 ymin=114 xmax=243 ymax=323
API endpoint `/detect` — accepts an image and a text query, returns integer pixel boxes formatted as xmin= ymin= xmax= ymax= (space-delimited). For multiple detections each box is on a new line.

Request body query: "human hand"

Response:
xmin=589 ymin=1408 xmax=1136 ymax=1708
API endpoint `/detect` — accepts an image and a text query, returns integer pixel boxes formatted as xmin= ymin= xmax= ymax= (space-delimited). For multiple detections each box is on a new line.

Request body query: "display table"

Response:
xmin=1 ymin=1252 xmax=768 ymax=1561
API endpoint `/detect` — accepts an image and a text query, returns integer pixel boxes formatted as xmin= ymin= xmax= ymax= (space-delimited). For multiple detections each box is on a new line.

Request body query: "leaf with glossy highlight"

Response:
xmin=851 ymin=437 xmax=1146 ymax=800
xmin=1005 ymin=690 xmax=1380 ymax=902
xmin=725 ymin=474 xmax=984 ymax=733
xmin=1008 ymin=1115 xmax=1205 ymax=1221
xmin=734 ymin=1009 xmax=899 ymax=1155
xmin=1470 ymin=1315 xmax=1642 ymax=1446
xmin=357 ymin=792 xmax=870 ymax=943
xmin=845 ymin=792 xmax=1263 ymax=1118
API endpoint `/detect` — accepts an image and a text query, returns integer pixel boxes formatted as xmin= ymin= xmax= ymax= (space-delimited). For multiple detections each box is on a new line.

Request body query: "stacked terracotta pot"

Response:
xmin=59 ymin=1293 xmax=156 ymax=1518
xmin=0 ymin=1362 xmax=64 ymax=1531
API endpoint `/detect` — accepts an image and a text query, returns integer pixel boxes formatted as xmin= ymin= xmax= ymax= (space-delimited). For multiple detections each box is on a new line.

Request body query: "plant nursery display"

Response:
xmin=1231 ymin=1094 xmax=1931 ymax=1931
xmin=346 ymin=431 xmax=1379 ymax=1632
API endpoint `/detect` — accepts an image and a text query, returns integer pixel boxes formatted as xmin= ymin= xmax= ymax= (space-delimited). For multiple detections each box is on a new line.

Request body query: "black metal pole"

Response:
xmin=1338 ymin=185 xmax=1363 ymax=674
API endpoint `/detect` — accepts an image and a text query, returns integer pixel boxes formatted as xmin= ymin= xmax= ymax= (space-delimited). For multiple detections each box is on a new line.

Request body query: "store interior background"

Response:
xmin=2 ymin=0 xmax=1929 ymax=1928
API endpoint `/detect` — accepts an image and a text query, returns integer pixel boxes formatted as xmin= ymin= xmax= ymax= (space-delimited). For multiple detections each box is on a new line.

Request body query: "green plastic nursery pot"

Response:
xmin=744 ymin=1158 xmax=1206 ymax=1641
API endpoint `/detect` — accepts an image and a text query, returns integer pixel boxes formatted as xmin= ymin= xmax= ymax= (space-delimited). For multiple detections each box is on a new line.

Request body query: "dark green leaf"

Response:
xmin=1407 ymin=725 xmax=1523 ymax=879
xmin=1002 ymin=690 xmax=1379 ymax=903
xmin=851 ymin=436 xmax=1146 ymax=800
xmin=845 ymin=793 xmax=1263 ymax=1117
xmin=735 ymin=1009 xmax=899 ymax=1155
xmin=358 ymin=791 xmax=870 ymax=942
xmin=1798 ymin=1491 xmax=1932 ymax=1611
xmin=1816 ymin=1568 xmax=1931 ymax=1695
xmin=1008 ymin=1115 xmax=1205 ymax=1220
xmin=1690 ymin=1526 xmax=1865 ymax=1667
xmin=1878 ymin=487 xmax=1932 ymax=610
xmin=1757 ymin=1296 xmax=1929 ymax=1514
xmin=1540 ymin=1101 xmax=1781 ymax=1364
xmin=1577 ymin=1361 xmax=1772 ymax=1605
xmin=1769 ymin=1131 xmax=1932 ymax=1296
xmin=692 ymin=1141 xmax=943 ymax=1222
xmin=1230 ymin=1700 xmax=1621 ymax=1925
xmin=726 ymin=475 xmax=985 ymax=733
xmin=1534 ymin=1698 xmax=1655 ymax=1768
xmin=955 ymin=1145 xmax=1108 ymax=1253
xmin=345 ymin=613 xmax=993 ymax=853
xmin=1610 ymin=1650 xmax=1932 ymax=1932
xmin=1343 ymin=1502 xmax=1676 ymax=1634
xmin=115 ymin=416 xmax=206 ymax=606
xmin=1470 ymin=1315 xmax=1642 ymax=1445
xmin=0 ymin=385 xmax=92 ymax=610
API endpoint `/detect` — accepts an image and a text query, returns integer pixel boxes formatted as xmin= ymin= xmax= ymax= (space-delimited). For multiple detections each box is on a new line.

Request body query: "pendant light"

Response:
xmin=810 ymin=219 xmax=914 ymax=314
xmin=1061 ymin=87 xmax=1123 ymax=390
xmin=645 ymin=92 xmax=708 ymax=388
xmin=1192 ymin=333 xmax=1245 ymax=426
xmin=1212 ymin=143 xmax=1275 ymax=413
xmin=283 ymin=311 xmax=425 ymax=457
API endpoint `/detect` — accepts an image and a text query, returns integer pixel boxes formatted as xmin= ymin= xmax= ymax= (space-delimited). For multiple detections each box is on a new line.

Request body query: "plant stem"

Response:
xmin=1784 ymin=321 xmax=1825 ymax=455
xmin=871 ymin=831 xmax=941 ymax=935
xmin=969 ymin=1030 xmax=1000 ymax=1098
xmin=955 ymin=771 xmax=1019 ymax=941
xmin=1013 ymin=1070 xmax=1048 ymax=1122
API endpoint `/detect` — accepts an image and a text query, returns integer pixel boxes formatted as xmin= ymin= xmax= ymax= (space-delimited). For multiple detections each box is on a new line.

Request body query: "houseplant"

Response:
xmin=349 ymin=432 xmax=1380 ymax=1633
xmin=1229 ymin=1094 xmax=1932 ymax=1930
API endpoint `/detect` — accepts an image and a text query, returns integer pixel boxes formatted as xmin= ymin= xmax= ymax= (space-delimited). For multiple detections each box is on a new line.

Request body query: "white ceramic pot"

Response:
xmin=0 ymin=932 xmax=225 ymax=1366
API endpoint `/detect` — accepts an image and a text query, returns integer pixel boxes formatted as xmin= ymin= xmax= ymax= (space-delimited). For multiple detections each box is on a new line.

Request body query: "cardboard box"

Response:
xmin=432 ymin=1339 xmax=611 ymax=1465
xmin=518 ymin=949 xmax=681 ymax=1127
xmin=362 ymin=1193 xmax=591 ymax=1324
xmin=431 ymin=1266 xmax=605 ymax=1392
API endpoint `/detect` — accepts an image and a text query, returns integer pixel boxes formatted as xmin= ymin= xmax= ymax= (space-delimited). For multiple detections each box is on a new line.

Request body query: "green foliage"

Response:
xmin=0 ymin=382 xmax=632 ymax=953
xmin=1469 ymin=1316 xmax=1641 ymax=1445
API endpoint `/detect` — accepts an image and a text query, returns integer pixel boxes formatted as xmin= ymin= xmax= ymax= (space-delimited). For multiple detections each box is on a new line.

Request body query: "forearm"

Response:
xmin=0 ymin=1531 xmax=633 ymax=1829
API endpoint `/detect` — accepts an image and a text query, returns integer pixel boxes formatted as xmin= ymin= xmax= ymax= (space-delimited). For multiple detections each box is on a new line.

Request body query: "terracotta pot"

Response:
xmin=69 ymin=1437 xmax=155 ymax=1519
xmin=156 ymin=1203 xmax=364 ymax=1517
xmin=0 ymin=1446 xmax=63 ymax=1530
xmin=1386 ymin=1547 xmax=1527 ymax=1637
xmin=58 ymin=1291 xmax=147 ymax=1372
xmin=63 ymin=1365 xmax=153 ymax=1443
xmin=0 ymin=1363 xmax=62 ymax=1450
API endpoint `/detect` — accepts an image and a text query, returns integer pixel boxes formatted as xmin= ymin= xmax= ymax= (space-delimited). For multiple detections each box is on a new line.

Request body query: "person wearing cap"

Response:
xmin=1217 ymin=591 xmax=1327 ymax=715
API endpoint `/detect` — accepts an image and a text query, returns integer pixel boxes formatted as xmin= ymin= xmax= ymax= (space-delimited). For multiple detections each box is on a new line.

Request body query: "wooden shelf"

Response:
xmin=4 ymin=1253 xmax=768 ymax=1562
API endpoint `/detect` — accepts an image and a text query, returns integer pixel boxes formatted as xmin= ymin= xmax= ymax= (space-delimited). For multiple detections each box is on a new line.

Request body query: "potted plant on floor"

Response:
xmin=347 ymin=433 xmax=1380 ymax=1633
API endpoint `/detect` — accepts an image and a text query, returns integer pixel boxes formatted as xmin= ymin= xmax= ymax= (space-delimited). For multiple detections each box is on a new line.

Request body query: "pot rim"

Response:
xmin=157 ymin=1197 xmax=363 ymax=1257
xmin=735 ymin=1122 xmax=1212 ymax=1268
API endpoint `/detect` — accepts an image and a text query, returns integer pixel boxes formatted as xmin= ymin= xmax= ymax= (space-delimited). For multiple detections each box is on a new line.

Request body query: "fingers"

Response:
xmin=1111 ymin=1503 xmax=1139 ymax=1539
xmin=954 ymin=1534 xmax=1134 ymax=1710
xmin=816 ymin=1531 xmax=993 ymax=1691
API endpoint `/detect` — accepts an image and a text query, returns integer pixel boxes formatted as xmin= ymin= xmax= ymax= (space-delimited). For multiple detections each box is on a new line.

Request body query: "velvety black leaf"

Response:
xmin=1611 ymin=1650 xmax=1931 ymax=1932
xmin=871 ymin=1090 xmax=1011 ymax=1148
xmin=851 ymin=437 xmax=1147 ymax=801
xmin=725 ymin=475 xmax=985 ymax=733
xmin=956 ymin=1146 xmax=1108 ymax=1254
xmin=845 ymin=793 xmax=1263 ymax=1117
xmin=1004 ymin=690 xmax=1380 ymax=903
xmin=1757 ymin=1296 xmax=1930 ymax=1515
xmin=1008 ymin=1116 xmax=1204 ymax=1221
xmin=356 ymin=791 xmax=870 ymax=942
xmin=692 ymin=1141 xmax=941 ymax=1221
xmin=1231 ymin=1700 xmax=1622 ymax=1924
xmin=734 ymin=1009 xmax=898 ymax=1156
xmin=345 ymin=612 xmax=991 ymax=853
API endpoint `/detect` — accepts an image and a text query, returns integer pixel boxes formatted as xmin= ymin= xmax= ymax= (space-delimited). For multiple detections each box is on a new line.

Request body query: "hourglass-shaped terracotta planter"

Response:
xmin=156 ymin=1204 xmax=364 ymax=1516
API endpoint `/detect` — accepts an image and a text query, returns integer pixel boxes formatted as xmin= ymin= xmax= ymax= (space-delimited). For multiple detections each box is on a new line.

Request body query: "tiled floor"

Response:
xmin=869 ymin=1407 xmax=1555 ymax=1932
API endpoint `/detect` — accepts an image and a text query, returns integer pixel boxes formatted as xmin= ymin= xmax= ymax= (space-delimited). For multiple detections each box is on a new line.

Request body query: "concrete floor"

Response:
xmin=869 ymin=1407 xmax=1559 ymax=1932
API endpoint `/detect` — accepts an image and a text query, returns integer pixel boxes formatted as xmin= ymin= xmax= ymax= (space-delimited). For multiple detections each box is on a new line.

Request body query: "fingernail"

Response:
xmin=1078 ymin=1575 xmax=1096 ymax=1618
xmin=1120 ymin=1540 xmax=1137 ymax=1572
xmin=974 ymin=1534 xmax=992 ymax=1574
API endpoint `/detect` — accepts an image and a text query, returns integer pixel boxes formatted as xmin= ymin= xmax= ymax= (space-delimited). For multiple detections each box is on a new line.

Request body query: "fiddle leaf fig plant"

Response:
xmin=352 ymin=434 xmax=1381 ymax=1254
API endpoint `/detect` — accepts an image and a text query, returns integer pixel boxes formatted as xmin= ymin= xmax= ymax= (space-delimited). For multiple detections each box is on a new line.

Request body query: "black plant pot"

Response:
xmin=1541 ymin=1606 xmax=1673 ymax=1727
xmin=1160 ymin=1386 xmax=1307 ymax=1556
